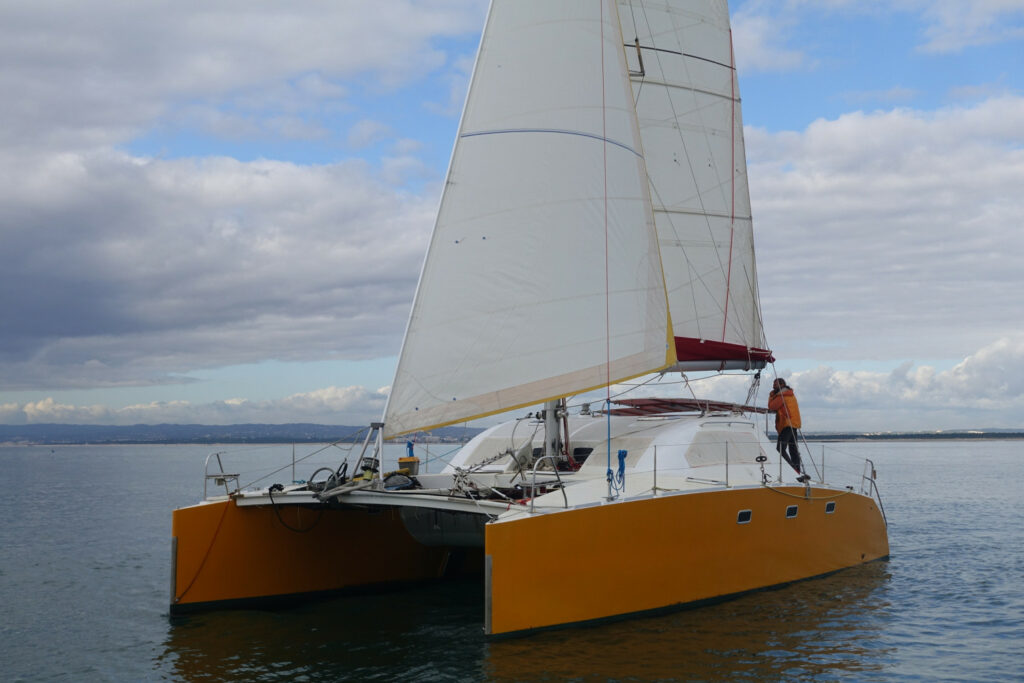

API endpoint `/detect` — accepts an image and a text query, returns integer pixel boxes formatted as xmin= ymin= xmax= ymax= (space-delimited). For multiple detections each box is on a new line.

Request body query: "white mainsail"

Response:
xmin=383 ymin=0 xmax=674 ymax=438
xmin=618 ymin=0 xmax=770 ymax=368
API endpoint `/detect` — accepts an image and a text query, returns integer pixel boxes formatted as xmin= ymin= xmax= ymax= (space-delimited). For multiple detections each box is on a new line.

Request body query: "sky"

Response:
xmin=1 ymin=0 xmax=1022 ymax=432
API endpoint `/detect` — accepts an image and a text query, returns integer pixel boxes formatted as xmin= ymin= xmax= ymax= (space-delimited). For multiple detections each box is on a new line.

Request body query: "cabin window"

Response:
xmin=737 ymin=509 xmax=752 ymax=524
xmin=825 ymin=501 xmax=836 ymax=514
xmin=786 ymin=505 xmax=798 ymax=519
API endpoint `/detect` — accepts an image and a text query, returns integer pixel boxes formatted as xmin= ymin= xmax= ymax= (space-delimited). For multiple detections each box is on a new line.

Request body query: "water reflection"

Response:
xmin=159 ymin=563 xmax=890 ymax=681
xmin=485 ymin=562 xmax=894 ymax=681
xmin=159 ymin=580 xmax=488 ymax=682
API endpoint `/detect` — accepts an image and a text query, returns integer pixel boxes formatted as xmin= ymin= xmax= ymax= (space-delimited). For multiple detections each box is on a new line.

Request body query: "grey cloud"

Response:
xmin=0 ymin=2 xmax=486 ymax=393
xmin=0 ymin=151 xmax=435 ymax=389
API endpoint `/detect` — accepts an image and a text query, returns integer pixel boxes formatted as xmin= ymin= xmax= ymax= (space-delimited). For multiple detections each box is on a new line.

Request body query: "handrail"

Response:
xmin=529 ymin=456 xmax=568 ymax=512
xmin=861 ymin=458 xmax=888 ymax=526
xmin=203 ymin=451 xmax=239 ymax=499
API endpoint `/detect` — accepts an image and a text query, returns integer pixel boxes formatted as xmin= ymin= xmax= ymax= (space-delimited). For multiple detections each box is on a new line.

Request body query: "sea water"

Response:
xmin=1 ymin=440 xmax=1021 ymax=681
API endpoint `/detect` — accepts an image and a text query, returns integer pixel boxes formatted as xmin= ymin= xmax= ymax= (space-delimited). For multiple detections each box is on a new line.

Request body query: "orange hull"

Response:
xmin=484 ymin=486 xmax=888 ymax=635
xmin=170 ymin=499 xmax=456 ymax=613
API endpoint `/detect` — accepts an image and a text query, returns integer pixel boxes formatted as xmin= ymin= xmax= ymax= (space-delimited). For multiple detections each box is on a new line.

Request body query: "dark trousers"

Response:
xmin=776 ymin=426 xmax=803 ymax=473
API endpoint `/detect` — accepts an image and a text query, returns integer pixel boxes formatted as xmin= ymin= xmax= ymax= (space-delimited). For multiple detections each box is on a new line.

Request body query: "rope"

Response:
xmin=267 ymin=484 xmax=324 ymax=533
xmin=173 ymin=500 xmax=231 ymax=604
xmin=606 ymin=449 xmax=627 ymax=498
xmin=600 ymin=0 xmax=613 ymax=503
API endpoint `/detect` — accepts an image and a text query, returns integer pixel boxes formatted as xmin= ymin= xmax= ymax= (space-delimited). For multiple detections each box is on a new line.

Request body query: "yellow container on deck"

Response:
xmin=398 ymin=456 xmax=420 ymax=475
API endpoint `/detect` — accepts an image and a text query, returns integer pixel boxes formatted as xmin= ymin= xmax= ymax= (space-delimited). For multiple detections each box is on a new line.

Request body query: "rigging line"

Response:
xmin=239 ymin=427 xmax=368 ymax=490
xmin=680 ymin=372 xmax=702 ymax=405
xmin=601 ymin=0 xmax=613 ymax=496
xmin=635 ymin=4 xmax=737 ymax=337
xmin=726 ymin=262 xmax=767 ymax=348
xmin=722 ymin=27 xmax=737 ymax=341
xmin=747 ymin=219 xmax=771 ymax=352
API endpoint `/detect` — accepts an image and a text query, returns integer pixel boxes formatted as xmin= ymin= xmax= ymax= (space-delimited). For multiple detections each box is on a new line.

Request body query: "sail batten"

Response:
xmin=460 ymin=129 xmax=643 ymax=157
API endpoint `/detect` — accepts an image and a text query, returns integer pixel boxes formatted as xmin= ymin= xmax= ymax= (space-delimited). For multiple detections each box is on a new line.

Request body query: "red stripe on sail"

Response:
xmin=674 ymin=337 xmax=774 ymax=364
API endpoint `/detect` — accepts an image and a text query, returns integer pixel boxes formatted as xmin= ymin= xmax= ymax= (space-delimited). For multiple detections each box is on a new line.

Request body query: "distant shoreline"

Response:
xmin=0 ymin=423 xmax=481 ymax=446
xmin=1 ymin=423 xmax=1022 ymax=446
xmin=804 ymin=432 xmax=1024 ymax=441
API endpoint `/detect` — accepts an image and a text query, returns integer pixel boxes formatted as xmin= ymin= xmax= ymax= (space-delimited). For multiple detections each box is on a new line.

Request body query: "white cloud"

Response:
xmin=347 ymin=119 xmax=394 ymax=148
xmin=423 ymin=53 xmax=476 ymax=116
xmin=576 ymin=336 xmax=1024 ymax=431
xmin=731 ymin=8 xmax=808 ymax=73
xmin=0 ymin=1 xmax=485 ymax=153
xmin=5 ymin=337 xmax=1023 ymax=430
xmin=774 ymin=335 xmax=1024 ymax=430
xmin=733 ymin=1 xmax=1024 ymax=70
xmin=746 ymin=96 xmax=1024 ymax=363
xmin=913 ymin=0 xmax=1024 ymax=53
xmin=1 ymin=386 xmax=389 ymax=426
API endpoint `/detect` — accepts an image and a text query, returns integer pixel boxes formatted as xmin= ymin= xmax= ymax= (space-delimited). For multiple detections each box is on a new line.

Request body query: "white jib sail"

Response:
xmin=618 ymin=0 xmax=768 ymax=360
xmin=384 ymin=0 xmax=673 ymax=438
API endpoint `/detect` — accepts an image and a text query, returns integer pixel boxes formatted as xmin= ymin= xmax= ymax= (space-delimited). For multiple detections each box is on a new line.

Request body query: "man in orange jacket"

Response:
xmin=769 ymin=378 xmax=808 ymax=481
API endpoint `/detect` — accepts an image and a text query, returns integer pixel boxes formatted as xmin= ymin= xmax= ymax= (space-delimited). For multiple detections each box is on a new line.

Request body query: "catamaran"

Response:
xmin=170 ymin=0 xmax=888 ymax=636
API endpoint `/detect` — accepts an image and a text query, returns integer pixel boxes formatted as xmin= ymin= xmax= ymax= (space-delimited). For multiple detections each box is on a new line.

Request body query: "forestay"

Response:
xmin=384 ymin=0 xmax=673 ymax=438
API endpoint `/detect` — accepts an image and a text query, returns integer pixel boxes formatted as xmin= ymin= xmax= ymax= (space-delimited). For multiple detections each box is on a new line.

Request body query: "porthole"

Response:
xmin=825 ymin=501 xmax=836 ymax=514
xmin=786 ymin=505 xmax=798 ymax=519
xmin=737 ymin=509 xmax=752 ymax=524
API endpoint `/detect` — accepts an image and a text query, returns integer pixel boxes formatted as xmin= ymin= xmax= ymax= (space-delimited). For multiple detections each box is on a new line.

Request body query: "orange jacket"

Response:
xmin=768 ymin=388 xmax=802 ymax=432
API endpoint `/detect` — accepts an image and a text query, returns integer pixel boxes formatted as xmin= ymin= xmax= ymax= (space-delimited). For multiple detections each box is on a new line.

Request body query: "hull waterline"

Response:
xmin=170 ymin=499 xmax=479 ymax=614
xmin=485 ymin=485 xmax=888 ymax=636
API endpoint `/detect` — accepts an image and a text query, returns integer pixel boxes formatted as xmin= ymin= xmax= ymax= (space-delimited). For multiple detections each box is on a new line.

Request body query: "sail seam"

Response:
xmin=460 ymin=128 xmax=641 ymax=158
xmin=627 ymin=78 xmax=740 ymax=104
